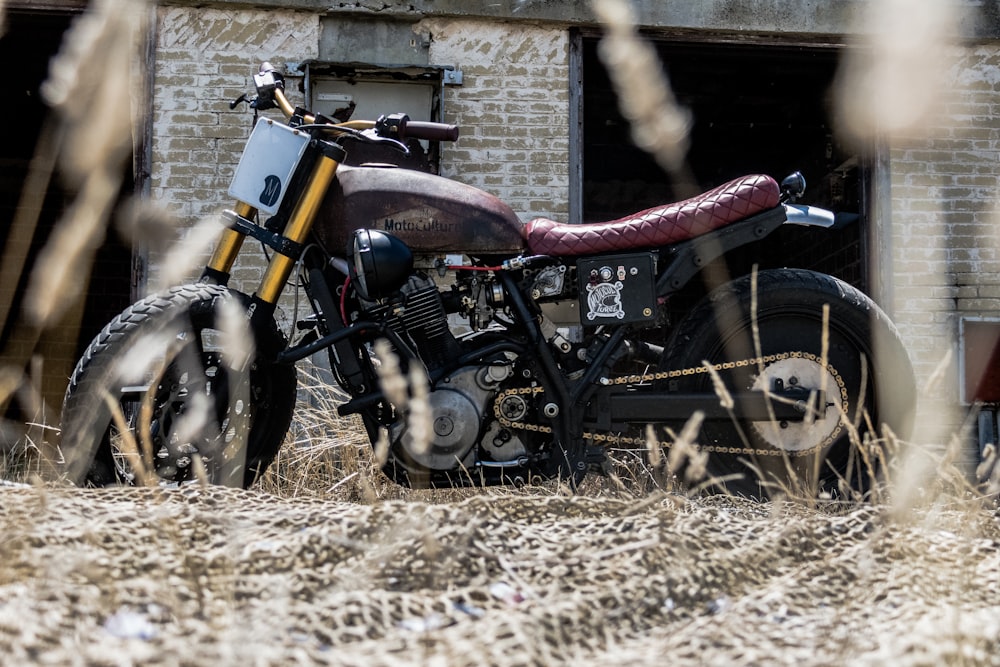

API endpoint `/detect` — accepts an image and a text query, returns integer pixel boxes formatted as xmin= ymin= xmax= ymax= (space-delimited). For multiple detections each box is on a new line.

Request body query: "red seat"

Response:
xmin=523 ymin=174 xmax=780 ymax=257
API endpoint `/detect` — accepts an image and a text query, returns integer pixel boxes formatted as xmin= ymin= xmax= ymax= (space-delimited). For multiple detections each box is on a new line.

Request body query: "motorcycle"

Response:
xmin=58 ymin=63 xmax=915 ymax=497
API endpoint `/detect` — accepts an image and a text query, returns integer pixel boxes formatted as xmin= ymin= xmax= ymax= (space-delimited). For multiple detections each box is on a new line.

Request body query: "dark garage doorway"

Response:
xmin=578 ymin=37 xmax=869 ymax=297
xmin=0 ymin=5 xmax=134 ymax=417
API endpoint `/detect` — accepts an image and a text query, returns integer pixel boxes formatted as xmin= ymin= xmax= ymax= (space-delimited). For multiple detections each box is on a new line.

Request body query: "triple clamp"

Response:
xmin=222 ymin=209 xmax=304 ymax=258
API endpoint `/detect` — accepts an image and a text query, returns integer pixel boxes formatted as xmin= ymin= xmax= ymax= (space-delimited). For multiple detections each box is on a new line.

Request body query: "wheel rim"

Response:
xmin=104 ymin=321 xmax=253 ymax=486
xmin=684 ymin=308 xmax=876 ymax=493
xmin=748 ymin=356 xmax=844 ymax=453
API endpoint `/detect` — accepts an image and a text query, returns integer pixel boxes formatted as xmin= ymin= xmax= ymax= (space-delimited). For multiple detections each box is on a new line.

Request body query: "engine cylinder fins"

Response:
xmin=398 ymin=283 xmax=455 ymax=370
xmin=402 ymin=286 xmax=450 ymax=337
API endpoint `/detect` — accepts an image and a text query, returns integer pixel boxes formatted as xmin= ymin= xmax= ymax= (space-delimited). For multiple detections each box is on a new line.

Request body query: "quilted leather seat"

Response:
xmin=523 ymin=174 xmax=780 ymax=257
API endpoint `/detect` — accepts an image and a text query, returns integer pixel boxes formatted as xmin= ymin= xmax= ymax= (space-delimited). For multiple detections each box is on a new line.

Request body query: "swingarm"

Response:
xmin=583 ymin=385 xmax=829 ymax=430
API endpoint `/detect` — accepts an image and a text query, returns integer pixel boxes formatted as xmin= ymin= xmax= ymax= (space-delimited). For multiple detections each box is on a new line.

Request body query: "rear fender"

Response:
xmin=782 ymin=203 xmax=835 ymax=228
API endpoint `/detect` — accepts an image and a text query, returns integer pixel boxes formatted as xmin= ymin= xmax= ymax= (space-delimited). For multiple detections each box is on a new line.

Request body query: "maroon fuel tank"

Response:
xmin=312 ymin=165 xmax=526 ymax=257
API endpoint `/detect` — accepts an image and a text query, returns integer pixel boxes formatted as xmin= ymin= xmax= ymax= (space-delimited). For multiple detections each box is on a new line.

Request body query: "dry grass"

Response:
xmin=254 ymin=363 xmax=390 ymax=502
xmin=251 ymin=346 xmax=985 ymax=517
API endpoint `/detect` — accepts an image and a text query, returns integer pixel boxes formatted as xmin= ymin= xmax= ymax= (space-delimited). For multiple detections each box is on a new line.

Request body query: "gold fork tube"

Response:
xmin=256 ymin=154 xmax=340 ymax=304
xmin=207 ymin=201 xmax=255 ymax=275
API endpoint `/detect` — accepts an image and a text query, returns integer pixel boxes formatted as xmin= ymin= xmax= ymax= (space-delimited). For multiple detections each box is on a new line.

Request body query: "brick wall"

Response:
xmin=150 ymin=6 xmax=318 ymax=294
xmin=149 ymin=10 xmax=571 ymax=301
xmin=889 ymin=43 xmax=1000 ymax=439
xmin=420 ymin=18 xmax=571 ymax=222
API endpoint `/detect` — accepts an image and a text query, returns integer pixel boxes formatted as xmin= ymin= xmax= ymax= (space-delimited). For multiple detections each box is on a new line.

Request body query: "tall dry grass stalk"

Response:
xmin=256 ymin=362 xmax=394 ymax=501
xmin=591 ymin=0 xmax=694 ymax=198
xmin=27 ymin=0 xmax=148 ymax=329
xmin=834 ymin=0 xmax=957 ymax=148
xmin=834 ymin=0 xmax=974 ymax=513
xmin=0 ymin=0 xmax=152 ymax=474
xmin=151 ymin=217 xmax=227 ymax=293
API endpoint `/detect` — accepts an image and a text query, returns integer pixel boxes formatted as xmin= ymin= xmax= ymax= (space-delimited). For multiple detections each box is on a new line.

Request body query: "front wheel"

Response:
xmin=59 ymin=283 xmax=297 ymax=488
xmin=661 ymin=269 xmax=914 ymax=498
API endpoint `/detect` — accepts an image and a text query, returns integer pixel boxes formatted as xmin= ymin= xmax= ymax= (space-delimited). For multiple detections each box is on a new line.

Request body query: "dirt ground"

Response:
xmin=0 ymin=479 xmax=998 ymax=667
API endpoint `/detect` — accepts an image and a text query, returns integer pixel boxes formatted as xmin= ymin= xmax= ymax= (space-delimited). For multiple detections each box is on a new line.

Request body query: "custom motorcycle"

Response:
xmin=59 ymin=63 xmax=915 ymax=497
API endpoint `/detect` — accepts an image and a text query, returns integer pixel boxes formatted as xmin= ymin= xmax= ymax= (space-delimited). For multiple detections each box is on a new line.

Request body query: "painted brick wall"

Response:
xmin=149 ymin=10 xmax=570 ymax=300
xmin=420 ymin=18 xmax=571 ymax=222
xmin=150 ymin=6 xmax=317 ymax=294
xmin=889 ymin=44 xmax=1000 ymax=439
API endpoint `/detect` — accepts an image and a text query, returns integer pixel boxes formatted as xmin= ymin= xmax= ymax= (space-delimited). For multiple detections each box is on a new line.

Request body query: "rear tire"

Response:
xmin=59 ymin=283 xmax=297 ymax=488
xmin=661 ymin=268 xmax=914 ymax=498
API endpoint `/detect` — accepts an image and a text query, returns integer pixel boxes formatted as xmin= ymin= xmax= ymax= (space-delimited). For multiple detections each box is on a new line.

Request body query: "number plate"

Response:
xmin=228 ymin=118 xmax=311 ymax=216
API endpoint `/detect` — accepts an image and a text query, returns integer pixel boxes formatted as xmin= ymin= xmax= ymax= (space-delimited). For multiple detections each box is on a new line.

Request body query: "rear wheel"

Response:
xmin=661 ymin=269 xmax=914 ymax=498
xmin=59 ymin=283 xmax=297 ymax=488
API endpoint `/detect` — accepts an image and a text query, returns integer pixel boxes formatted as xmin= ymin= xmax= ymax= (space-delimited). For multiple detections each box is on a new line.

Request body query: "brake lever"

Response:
xmin=229 ymin=92 xmax=271 ymax=113
xmin=357 ymin=128 xmax=410 ymax=155
xmin=229 ymin=92 xmax=261 ymax=127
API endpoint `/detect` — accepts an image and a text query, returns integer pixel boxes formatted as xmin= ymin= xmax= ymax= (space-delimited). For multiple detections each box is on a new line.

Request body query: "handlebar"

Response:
xmin=269 ymin=86 xmax=459 ymax=143
xmin=399 ymin=119 xmax=460 ymax=142
xmin=273 ymin=87 xmax=298 ymax=119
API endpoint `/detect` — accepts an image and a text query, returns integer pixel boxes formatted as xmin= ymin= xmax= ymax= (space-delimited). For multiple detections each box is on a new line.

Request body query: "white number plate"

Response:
xmin=228 ymin=118 xmax=311 ymax=216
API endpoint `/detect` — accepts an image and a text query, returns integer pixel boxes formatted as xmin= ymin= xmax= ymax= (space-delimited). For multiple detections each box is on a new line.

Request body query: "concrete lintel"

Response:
xmin=157 ymin=0 xmax=1000 ymax=41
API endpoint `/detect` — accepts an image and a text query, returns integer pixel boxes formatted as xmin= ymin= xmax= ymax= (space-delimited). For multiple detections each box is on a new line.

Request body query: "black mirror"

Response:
xmin=780 ymin=171 xmax=806 ymax=202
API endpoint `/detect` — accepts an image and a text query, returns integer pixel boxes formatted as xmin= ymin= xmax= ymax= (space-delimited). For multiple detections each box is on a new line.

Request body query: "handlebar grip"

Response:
xmin=400 ymin=120 xmax=460 ymax=142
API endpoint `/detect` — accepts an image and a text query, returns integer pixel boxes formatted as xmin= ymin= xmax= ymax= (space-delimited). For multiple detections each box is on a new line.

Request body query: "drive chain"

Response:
xmin=493 ymin=351 xmax=850 ymax=457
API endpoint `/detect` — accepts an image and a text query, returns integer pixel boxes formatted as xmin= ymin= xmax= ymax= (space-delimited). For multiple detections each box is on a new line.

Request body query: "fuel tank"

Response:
xmin=313 ymin=165 xmax=526 ymax=257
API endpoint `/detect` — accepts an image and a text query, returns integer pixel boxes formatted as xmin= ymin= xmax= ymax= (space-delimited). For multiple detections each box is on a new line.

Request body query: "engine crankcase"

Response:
xmin=391 ymin=365 xmax=496 ymax=470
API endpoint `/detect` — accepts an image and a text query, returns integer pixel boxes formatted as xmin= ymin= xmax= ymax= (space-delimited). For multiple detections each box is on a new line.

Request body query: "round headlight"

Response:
xmin=348 ymin=229 xmax=413 ymax=300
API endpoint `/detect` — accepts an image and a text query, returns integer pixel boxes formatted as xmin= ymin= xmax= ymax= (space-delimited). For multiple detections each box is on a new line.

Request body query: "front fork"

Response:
xmin=202 ymin=144 xmax=344 ymax=322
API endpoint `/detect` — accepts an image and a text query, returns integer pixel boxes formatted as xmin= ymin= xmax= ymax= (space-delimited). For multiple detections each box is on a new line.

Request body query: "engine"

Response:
xmin=382 ymin=274 xmax=527 ymax=471
xmin=346 ymin=229 xmax=531 ymax=472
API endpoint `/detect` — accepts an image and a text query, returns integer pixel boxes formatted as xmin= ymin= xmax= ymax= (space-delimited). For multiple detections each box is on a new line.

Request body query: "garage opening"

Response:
xmin=579 ymin=37 xmax=869 ymax=298
xmin=0 ymin=6 xmax=134 ymax=417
